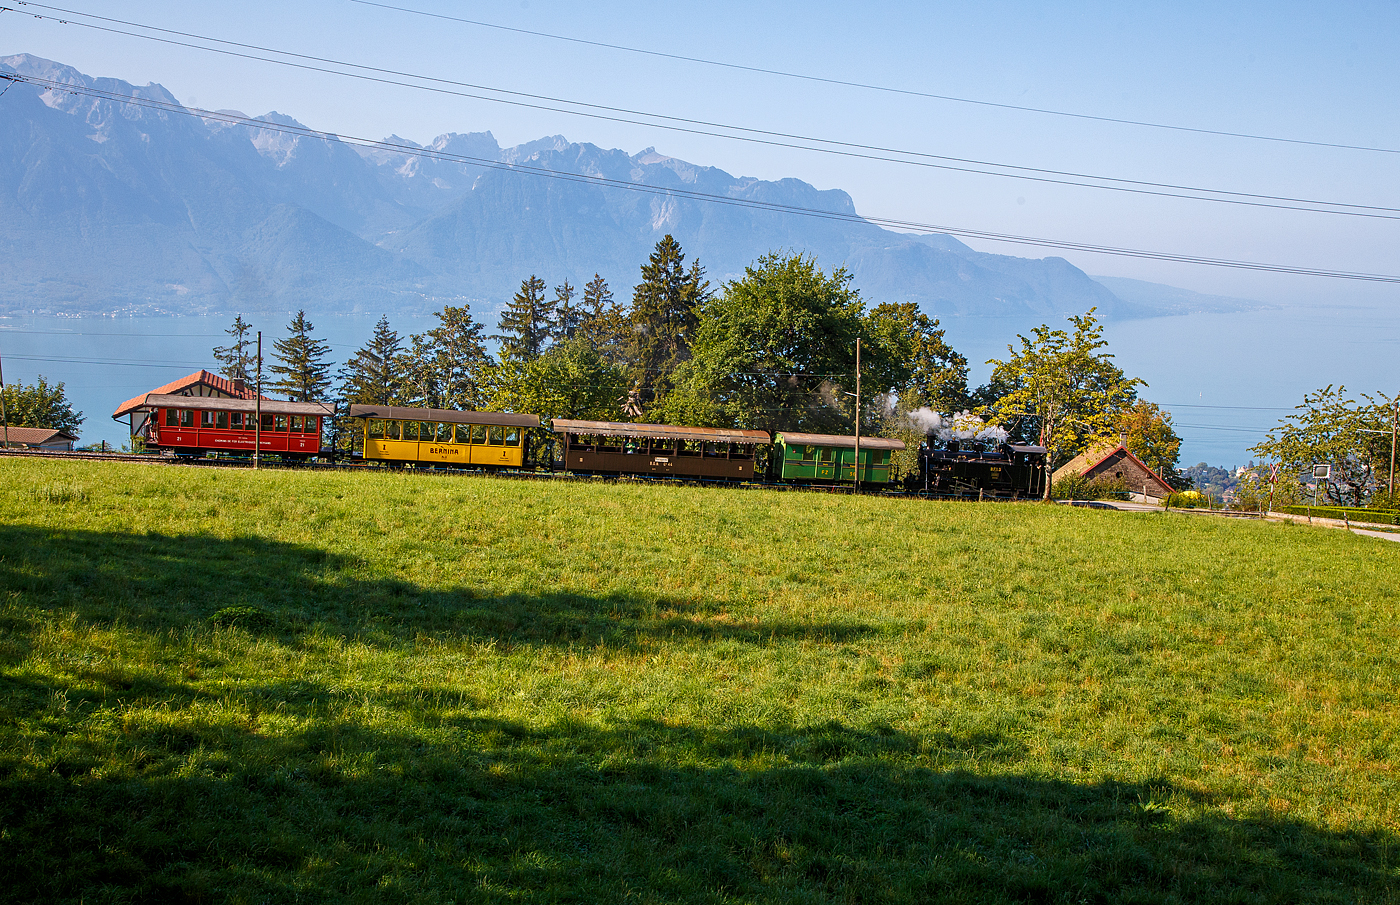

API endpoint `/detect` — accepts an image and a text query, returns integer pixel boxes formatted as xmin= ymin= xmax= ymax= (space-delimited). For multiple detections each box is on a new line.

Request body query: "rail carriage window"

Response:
xmin=230 ymin=412 xmax=243 ymax=430
xmin=178 ymin=409 xmax=194 ymax=428
xmin=164 ymin=409 xmax=177 ymax=427
xmin=274 ymin=415 xmax=289 ymax=432
xmin=201 ymin=411 xmax=215 ymax=428
xmin=434 ymin=423 xmax=450 ymax=442
xmin=504 ymin=428 xmax=520 ymax=447
xmin=216 ymin=411 xmax=229 ymax=429
xmin=402 ymin=421 xmax=418 ymax=441
xmin=306 ymin=416 xmax=319 ymax=434
xmin=488 ymin=426 xmax=504 ymax=446
xmin=291 ymin=415 xmax=304 ymax=432
xmin=819 ymin=448 xmax=834 ymax=463
xmin=451 ymin=423 xmax=469 ymax=444
xmin=468 ymin=424 xmax=485 ymax=444
xmin=367 ymin=420 xmax=386 ymax=440
xmin=261 ymin=413 xmax=275 ymax=431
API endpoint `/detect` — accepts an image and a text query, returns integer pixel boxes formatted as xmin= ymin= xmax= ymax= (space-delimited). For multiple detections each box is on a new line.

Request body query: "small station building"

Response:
xmin=1052 ymin=441 xmax=1174 ymax=503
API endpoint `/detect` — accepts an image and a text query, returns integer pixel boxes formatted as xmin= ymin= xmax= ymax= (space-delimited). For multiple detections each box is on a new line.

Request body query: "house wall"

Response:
xmin=1086 ymin=450 xmax=1170 ymax=499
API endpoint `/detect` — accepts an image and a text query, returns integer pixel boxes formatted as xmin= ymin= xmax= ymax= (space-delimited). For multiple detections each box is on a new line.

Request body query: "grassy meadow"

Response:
xmin=1 ymin=458 xmax=1398 ymax=903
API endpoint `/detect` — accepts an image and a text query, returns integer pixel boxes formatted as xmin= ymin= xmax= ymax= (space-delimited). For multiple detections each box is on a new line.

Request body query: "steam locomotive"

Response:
xmin=909 ymin=436 xmax=1048 ymax=499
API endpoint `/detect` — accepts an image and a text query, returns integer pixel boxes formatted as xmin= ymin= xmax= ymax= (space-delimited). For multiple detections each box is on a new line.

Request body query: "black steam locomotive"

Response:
xmin=908 ymin=436 xmax=1048 ymax=499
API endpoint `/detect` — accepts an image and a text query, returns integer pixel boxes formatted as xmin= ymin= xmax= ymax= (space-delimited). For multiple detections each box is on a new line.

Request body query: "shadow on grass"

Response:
xmin=0 ymin=524 xmax=877 ymax=648
xmin=3 ymin=526 xmax=1399 ymax=902
xmin=1 ymin=664 xmax=1396 ymax=903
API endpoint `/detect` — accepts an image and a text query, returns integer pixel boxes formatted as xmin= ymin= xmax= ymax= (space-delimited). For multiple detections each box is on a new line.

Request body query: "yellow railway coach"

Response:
xmin=347 ymin=404 xmax=541 ymax=468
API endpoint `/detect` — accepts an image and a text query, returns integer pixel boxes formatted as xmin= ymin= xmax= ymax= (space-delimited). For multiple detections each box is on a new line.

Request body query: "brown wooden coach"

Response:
xmin=552 ymin=419 xmax=771 ymax=480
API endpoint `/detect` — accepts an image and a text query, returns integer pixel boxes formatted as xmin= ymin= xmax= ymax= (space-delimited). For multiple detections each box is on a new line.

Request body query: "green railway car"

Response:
xmin=774 ymin=432 xmax=905 ymax=484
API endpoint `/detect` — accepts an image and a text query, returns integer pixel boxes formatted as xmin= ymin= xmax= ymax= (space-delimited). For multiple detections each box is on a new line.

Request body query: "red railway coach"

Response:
xmin=141 ymin=393 xmax=333 ymax=459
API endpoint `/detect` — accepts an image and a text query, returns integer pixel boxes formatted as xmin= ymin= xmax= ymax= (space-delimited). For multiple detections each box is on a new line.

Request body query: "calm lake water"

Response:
xmin=1 ymin=305 xmax=1395 ymax=467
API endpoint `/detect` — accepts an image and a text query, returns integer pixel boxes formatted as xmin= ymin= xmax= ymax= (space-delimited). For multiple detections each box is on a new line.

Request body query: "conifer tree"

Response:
xmin=553 ymin=280 xmax=583 ymax=341
xmin=421 ymin=305 xmax=492 ymax=411
xmin=338 ymin=315 xmax=404 ymax=406
xmin=268 ymin=310 xmax=332 ymax=401
xmin=495 ymin=275 xmax=555 ymax=362
xmin=629 ymin=235 xmax=710 ymax=408
xmin=579 ymin=273 xmax=628 ymax=364
xmin=212 ymin=314 xmax=255 ymax=385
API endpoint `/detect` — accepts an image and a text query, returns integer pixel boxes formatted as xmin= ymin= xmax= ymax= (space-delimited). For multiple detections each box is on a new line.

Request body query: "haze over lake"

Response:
xmin=4 ymin=303 xmax=1391 ymax=467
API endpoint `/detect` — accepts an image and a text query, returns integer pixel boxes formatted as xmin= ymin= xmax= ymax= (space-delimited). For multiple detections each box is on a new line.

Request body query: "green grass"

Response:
xmin=1 ymin=458 xmax=1398 ymax=904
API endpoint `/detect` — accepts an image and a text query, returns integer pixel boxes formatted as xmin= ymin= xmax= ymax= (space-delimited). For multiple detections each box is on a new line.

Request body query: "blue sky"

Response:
xmin=5 ymin=0 xmax=1398 ymax=306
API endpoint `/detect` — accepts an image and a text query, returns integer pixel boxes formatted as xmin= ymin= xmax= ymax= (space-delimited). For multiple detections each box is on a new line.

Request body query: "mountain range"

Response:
xmin=0 ymin=53 xmax=1262 ymax=321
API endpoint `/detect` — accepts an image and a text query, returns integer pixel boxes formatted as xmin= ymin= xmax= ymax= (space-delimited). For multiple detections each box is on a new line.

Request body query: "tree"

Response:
xmin=662 ymin=252 xmax=864 ymax=435
xmin=578 ymin=273 xmax=630 ymax=367
xmin=553 ymin=280 xmax=583 ymax=342
xmin=268 ymin=310 xmax=332 ymax=402
xmin=1113 ymin=400 xmax=1184 ymax=484
xmin=981 ymin=309 xmax=1143 ymax=497
xmin=1250 ymin=385 xmax=1394 ymax=506
xmin=338 ymin=315 xmax=404 ymax=406
xmin=212 ymin=315 xmax=256 ymax=384
xmin=629 ymin=235 xmax=710 ymax=409
xmin=493 ymin=336 xmax=628 ymax=422
xmin=405 ymin=305 xmax=493 ymax=410
xmin=865 ymin=302 xmax=970 ymax=412
xmin=496 ymin=276 xmax=555 ymax=362
xmin=0 ymin=375 xmax=84 ymax=435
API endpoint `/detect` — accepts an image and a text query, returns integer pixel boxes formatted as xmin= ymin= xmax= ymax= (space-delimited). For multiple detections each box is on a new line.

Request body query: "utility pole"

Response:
xmin=254 ymin=331 xmax=262 ymax=470
xmin=0 ymin=345 xmax=9 ymax=450
xmin=1391 ymin=398 xmax=1397 ymax=499
xmin=853 ymin=338 xmax=861 ymax=494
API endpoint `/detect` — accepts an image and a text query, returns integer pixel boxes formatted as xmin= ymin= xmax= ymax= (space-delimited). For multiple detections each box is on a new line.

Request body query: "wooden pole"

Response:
xmin=853 ymin=338 xmax=861 ymax=493
xmin=1390 ymin=398 xmax=1397 ymax=499
xmin=254 ymin=331 xmax=262 ymax=470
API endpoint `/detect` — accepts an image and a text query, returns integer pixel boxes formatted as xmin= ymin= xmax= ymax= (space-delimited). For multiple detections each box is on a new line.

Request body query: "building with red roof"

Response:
xmin=112 ymin=370 xmax=262 ymax=441
xmin=1052 ymin=440 xmax=1175 ymax=502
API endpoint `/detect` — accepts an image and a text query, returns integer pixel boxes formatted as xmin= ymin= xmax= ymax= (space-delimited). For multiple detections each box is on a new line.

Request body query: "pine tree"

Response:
xmin=422 ymin=305 xmax=492 ymax=410
xmin=268 ymin=310 xmax=332 ymax=402
xmin=629 ymin=235 xmax=710 ymax=408
xmin=212 ymin=315 xmax=255 ymax=384
xmin=338 ymin=315 xmax=404 ymax=406
xmin=579 ymin=273 xmax=625 ymax=360
xmin=553 ymin=280 xmax=583 ymax=341
xmin=495 ymin=276 xmax=555 ymax=362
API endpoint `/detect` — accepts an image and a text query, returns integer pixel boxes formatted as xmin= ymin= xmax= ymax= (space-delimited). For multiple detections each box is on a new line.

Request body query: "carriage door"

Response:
xmin=815 ymin=447 xmax=836 ymax=480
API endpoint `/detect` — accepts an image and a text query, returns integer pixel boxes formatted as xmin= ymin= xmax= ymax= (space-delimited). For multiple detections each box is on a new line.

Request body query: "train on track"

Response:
xmin=130 ymin=395 xmax=1047 ymax=500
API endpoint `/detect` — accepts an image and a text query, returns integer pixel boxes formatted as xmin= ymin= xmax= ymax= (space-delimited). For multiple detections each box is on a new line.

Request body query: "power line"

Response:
xmin=345 ymin=0 xmax=1400 ymax=158
xmin=6 ymin=72 xmax=1399 ymax=284
xmin=10 ymin=3 xmax=1400 ymax=221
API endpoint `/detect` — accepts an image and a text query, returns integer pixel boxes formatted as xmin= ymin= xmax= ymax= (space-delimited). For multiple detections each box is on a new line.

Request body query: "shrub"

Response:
xmin=1052 ymin=471 xmax=1129 ymax=501
xmin=1167 ymin=490 xmax=1206 ymax=509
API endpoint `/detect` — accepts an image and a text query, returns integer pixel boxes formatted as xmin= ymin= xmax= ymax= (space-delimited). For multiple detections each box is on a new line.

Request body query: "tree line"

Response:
xmin=214 ymin=235 xmax=1191 ymax=484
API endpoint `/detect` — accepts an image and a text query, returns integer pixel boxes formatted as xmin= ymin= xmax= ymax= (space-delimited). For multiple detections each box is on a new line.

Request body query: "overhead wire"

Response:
xmin=8 ymin=2 xmax=1400 ymax=220
xmin=5 ymin=72 xmax=1399 ymax=284
xmin=346 ymin=0 xmax=1400 ymax=158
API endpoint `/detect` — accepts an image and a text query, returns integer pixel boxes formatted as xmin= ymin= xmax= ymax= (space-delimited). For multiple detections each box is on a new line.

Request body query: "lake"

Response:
xmin=1 ymin=305 xmax=1394 ymax=467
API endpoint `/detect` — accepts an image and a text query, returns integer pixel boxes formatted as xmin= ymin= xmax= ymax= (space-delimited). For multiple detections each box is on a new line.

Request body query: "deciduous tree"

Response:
xmin=981 ymin=309 xmax=1143 ymax=496
xmin=0 ymin=375 xmax=84 ymax=435
xmin=662 ymin=252 xmax=863 ymax=435
xmin=1250 ymin=385 xmax=1394 ymax=506
xmin=1112 ymin=400 xmax=1184 ymax=484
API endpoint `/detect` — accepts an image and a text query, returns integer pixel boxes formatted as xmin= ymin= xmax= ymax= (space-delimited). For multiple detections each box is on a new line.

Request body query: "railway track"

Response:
xmin=0 ymin=446 xmax=1037 ymax=501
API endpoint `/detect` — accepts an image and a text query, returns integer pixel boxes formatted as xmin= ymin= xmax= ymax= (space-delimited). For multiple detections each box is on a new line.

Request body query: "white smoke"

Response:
xmin=907 ymin=408 xmax=1009 ymax=444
